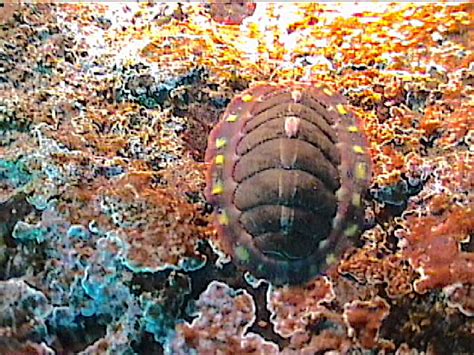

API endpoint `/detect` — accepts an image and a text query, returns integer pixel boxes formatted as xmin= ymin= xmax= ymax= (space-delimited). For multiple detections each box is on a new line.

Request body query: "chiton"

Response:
xmin=204 ymin=83 xmax=371 ymax=285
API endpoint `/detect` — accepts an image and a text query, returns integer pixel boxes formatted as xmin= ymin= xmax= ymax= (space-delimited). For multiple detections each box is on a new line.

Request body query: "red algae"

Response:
xmin=344 ymin=297 xmax=391 ymax=350
xmin=400 ymin=204 xmax=474 ymax=293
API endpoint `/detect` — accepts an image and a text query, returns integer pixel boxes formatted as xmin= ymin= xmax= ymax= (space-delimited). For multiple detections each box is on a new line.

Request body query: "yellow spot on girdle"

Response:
xmin=215 ymin=154 xmax=225 ymax=165
xmin=336 ymin=187 xmax=348 ymax=201
xmin=355 ymin=162 xmax=367 ymax=180
xmin=217 ymin=210 xmax=229 ymax=225
xmin=352 ymin=193 xmax=361 ymax=207
xmin=347 ymin=125 xmax=359 ymax=133
xmin=235 ymin=246 xmax=250 ymax=262
xmin=326 ymin=253 xmax=337 ymax=265
xmin=242 ymin=94 xmax=253 ymax=102
xmin=226 ymin=114 xmax=238 ymax=122
xmin=212 ymin=181 xmax=224 ymax=195
xmin=216 ymin=138 xmax=227 ymax=149
xmin=353 ymin=145 xmax=365 ymax=155
xmin=336 ymin=104 xmax=348 ymax=115
xmin=323 ymin=88 xmax=333 ymax=96
xmin=344 ymin=224 xmax=359 ymax=237
xmin=318 ymin=238 xmax=329 ymax=250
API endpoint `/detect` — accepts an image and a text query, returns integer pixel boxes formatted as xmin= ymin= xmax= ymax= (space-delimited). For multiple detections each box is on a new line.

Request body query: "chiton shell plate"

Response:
xmin=205 ymin=83 xmax=371 ymax=284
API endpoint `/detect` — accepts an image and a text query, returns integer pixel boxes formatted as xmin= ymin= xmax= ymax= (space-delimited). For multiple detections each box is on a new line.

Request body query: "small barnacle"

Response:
xmin=284 ymin=116 xmax=301 ymax=138
xmin=291 ymin=89 xmax=302 ymax=102
xmin=205 ymin=83 xmax=371 ymax=284
xmin=318 ymin=238 xmax=330 ymax=250
xmin=325 ymin=253 xmax=338 ymax=265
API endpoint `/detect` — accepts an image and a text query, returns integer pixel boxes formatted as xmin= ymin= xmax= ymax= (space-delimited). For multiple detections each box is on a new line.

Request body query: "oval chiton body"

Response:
xmin=204 ymin=83 xmax=371 ymax=285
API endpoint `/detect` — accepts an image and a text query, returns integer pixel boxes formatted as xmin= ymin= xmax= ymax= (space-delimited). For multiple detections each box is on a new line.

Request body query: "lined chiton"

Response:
xmin=204 ymin=83 xmax=371 ymax=285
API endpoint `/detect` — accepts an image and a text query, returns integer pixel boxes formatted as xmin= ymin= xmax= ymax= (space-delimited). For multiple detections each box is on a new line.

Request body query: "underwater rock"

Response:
xmin=0 ymin=279 xmax=52 ymax=341
xmin=1 ymin=2 xmax=472 ymax=353
xmin=116 ymin=64 xmax=206 ymax=109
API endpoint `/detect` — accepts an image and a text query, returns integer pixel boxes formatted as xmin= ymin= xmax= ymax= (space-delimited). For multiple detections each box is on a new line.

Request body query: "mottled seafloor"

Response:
xmin=0 ymin=2 xmax=473 ymax=354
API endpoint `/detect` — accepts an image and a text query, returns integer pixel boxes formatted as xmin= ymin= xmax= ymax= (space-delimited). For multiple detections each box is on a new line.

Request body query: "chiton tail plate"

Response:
xmin=204 ymin=83 xmax=371 ymax=285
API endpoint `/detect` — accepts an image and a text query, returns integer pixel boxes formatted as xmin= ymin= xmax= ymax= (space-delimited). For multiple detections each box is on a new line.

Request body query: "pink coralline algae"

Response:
xmin=209 ymin=0 xmax=257 ymax=25
xmin=169 ymin=281 xmax=279 ymax=354
xmin=392 ymin=150 xmax=474 ymax=295
xmin=444 ymin=283 xmax=474 ymax=317
xmin=205 ymin=83 xmax=372 ymax=284
xmin=266 ymin=277 xmax=334 ymax=338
